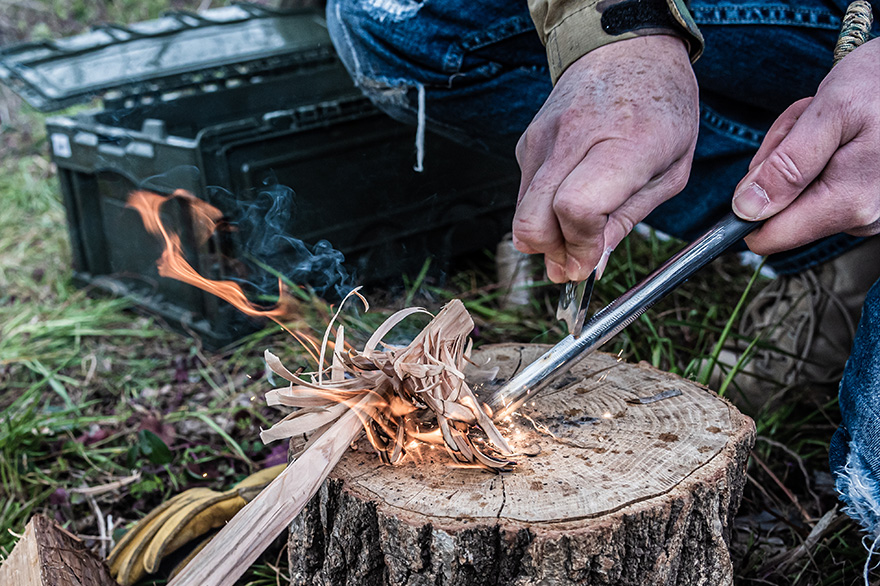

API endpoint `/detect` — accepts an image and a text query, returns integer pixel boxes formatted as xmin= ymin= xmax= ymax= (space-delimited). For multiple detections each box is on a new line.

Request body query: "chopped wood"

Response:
xmin=128 ymin=191 xmax=519 ymax=584
xmin=0 ymin=515 xmax=116 ymax=586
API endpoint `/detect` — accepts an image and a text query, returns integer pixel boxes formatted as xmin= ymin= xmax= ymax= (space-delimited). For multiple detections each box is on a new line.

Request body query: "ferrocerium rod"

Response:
xmin=485 ymin=212 xmax=760 ymax=421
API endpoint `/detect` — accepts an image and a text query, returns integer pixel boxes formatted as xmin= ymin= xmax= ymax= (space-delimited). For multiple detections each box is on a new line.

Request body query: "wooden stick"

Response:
xmin=167 ymin=395 xmax=377 ymax=586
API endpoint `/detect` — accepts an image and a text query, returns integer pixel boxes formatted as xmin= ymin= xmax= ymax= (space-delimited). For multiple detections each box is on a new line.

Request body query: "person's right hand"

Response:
xmin=514 ymin=35 xmax=699 ymax=283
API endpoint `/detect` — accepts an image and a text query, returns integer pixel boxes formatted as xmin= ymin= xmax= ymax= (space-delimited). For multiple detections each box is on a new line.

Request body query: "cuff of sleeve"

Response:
xmin=545 ymin=0 xmax=704 ymax=84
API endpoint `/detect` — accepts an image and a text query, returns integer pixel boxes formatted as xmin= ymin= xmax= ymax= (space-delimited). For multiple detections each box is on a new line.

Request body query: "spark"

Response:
xmin=519 ymin=412 xmax=557 ymax=439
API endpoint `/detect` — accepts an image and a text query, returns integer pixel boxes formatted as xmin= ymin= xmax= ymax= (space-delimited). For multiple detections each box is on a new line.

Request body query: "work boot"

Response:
xmin=713 ymin=235 xmax=880 ymax=414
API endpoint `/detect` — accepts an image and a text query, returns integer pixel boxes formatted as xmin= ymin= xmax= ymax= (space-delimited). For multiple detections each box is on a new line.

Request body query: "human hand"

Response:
xmin=513 ymin=35 xmax=699 ymax=283
xmin=732 ymin=38 xmax=880 ymax=254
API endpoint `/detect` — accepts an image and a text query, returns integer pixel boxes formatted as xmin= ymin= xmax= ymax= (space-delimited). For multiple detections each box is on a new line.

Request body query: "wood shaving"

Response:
xmin=261 ymin=295 xmax=514 ymax=470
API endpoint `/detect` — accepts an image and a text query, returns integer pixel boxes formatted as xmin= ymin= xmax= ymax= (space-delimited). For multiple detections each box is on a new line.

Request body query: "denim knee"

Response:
xmin=326 ymin=0 xmax=550 ymax=152
xmin=326 ymin=0 xmax=420 ymax=122
xmin=831 ymin=277 xmax=880 ymax=537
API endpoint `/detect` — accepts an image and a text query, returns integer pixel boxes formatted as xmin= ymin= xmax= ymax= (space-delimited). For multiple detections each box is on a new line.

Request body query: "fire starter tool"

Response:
xmin=486 ymin=212 xmax=760 ymax=420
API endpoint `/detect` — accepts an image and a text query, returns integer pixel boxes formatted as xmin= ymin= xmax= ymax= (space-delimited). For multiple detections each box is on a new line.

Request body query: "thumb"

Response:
xmin=732 ymin=100 xmax=840 ymax=221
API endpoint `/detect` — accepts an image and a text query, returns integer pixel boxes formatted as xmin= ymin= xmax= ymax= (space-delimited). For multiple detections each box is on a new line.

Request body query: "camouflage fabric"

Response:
xmin=527 ymin=0 xmax=704 ymax=83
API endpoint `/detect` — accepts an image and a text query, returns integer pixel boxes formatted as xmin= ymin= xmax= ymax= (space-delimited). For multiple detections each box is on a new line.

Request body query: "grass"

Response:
xmin=0 ymin=2 xmax=872 ymax=584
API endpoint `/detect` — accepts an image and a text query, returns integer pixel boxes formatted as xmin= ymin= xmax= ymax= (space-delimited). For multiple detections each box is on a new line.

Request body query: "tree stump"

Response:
xmin=288 ymin=344 xmax=755 ymax=586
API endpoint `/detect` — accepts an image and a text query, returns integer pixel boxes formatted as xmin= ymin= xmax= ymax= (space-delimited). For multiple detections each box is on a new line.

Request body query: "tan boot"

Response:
xmin=714 ymin=235 xmax=880 ymax=414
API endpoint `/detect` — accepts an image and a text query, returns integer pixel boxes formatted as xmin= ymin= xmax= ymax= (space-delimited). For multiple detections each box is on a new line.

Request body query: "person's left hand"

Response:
xmin=732 ymin=38 xmax=880 ymax=254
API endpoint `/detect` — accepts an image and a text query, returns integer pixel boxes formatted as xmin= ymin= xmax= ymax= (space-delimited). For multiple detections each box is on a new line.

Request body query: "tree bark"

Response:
xmin=288 ymin=344 xmax=755 ymax=586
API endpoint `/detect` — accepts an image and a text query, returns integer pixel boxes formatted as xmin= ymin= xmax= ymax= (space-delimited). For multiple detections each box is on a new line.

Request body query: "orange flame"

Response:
xmin=127 ymin=189 xmax=299 ymax=321
xmin=125 ymin=189 xmax=335 ymax=362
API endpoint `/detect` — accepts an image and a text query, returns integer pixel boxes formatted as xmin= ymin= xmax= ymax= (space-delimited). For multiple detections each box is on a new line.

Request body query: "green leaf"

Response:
xmin=126 ymin=443 xmax=139 ymax=468
xmin=129 ymin=475 xmax=164 ymax=500
xmin=137 ymin=430 xmax=172 ymax=465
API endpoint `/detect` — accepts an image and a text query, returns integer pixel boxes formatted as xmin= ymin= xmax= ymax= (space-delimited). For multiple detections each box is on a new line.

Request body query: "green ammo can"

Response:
xmin=0 ymin=4 xmax=518 ymax=348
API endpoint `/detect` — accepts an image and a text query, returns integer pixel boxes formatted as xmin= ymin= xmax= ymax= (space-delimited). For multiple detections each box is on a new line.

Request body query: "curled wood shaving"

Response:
xmin=261 ymin=297 xmax=514 ymax=470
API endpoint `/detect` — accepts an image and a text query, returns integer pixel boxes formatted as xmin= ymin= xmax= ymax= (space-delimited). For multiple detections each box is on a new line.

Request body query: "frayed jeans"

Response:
xmin=327 ymin=0 xmax=880 ymax=539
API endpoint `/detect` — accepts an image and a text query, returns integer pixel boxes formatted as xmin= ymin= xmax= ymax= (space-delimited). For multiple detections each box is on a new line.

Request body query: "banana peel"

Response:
xmin=107 ymin=464 xmax=285 ymax=585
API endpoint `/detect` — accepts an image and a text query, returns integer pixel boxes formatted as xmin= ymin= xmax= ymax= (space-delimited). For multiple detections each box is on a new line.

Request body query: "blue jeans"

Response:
xmin=327 ymin=0 xmax=880 ymax=537
xmin=832 ymin=278 xmax=880 ymax=540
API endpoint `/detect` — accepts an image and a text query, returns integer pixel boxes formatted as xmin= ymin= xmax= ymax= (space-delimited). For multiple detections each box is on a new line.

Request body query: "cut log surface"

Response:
xmin=0 ymin=514 xmax=116 ymax=586
xmin=288 ymin=344 xmax=755 ymax=586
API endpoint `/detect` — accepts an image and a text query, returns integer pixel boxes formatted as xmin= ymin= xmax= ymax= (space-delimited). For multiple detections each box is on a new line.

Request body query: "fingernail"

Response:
xmin=732 ymin=182 xmax=770 ymax=220
xmin=565 ymin=256 xmax=583 ymax=280
xmin=596 ymin=247 xmax=614 ymax=281
xmin=545 ymin=258 xmax=565 ymax=283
